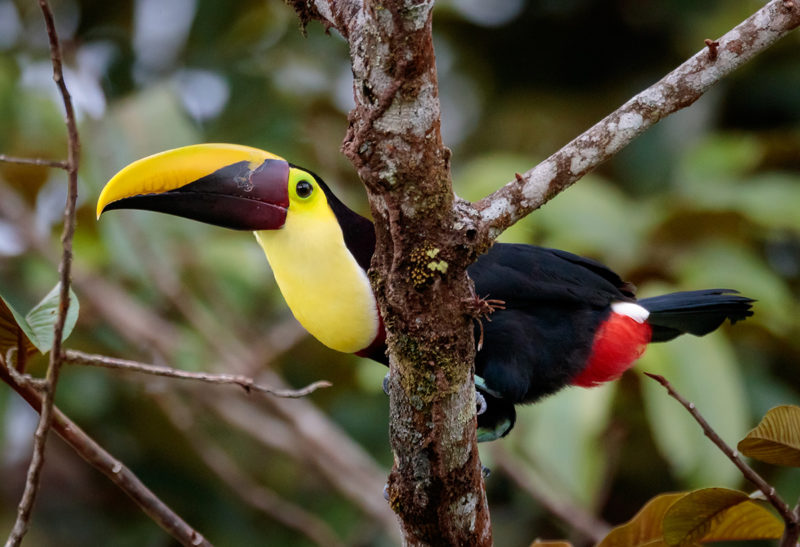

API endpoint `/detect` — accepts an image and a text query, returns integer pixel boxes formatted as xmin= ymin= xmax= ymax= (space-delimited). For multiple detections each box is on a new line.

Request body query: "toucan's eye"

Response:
xmin=296 ymin=180 xmax=313 ymax=198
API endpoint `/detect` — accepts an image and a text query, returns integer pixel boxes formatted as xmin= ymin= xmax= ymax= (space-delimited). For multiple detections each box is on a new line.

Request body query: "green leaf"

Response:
xmin=24 ymin=283 xmax=80 ymax=354
xmin=662 ymin=487 xmax=783 ymax=545
xmin=598 ymin=492 xmax=686 ymax=547
xmin=0 ymin=293 xmax=37 ymax=358
xmin=738 ymin=405 xmax=800 ymax=467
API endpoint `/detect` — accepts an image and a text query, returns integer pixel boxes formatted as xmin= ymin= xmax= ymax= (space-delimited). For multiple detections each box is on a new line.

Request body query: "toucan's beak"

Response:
xmin=97 ymin=143 xmax=291 ymax=231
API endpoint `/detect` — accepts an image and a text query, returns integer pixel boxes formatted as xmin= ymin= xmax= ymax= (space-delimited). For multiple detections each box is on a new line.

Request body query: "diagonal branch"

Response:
xmin=644 ymin=373 xmax=798 ymax=531
xmin=0 ymin=363 xmax=211 ymax=547
xmin=8 ymin=1 xmax=82 ymax=544
xmin=474 ymin=0 xmax=800 ymax=240
xmin=63 ymin=349 xmax=332 ymax=398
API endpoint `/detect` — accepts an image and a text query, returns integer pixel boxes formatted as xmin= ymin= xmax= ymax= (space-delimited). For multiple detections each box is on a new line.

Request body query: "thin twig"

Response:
xmin=64 ymin=349 xmax=332 ymax=398
xmin=0 ymin=154 xmax=68 ymax=169
xmin=0 ymin=363 xmax=211 ymax=546
xmin=644 ymin=373 xmax=797 ymax=525
xmin=8 ymin=1 xmax=81 ymax=544
xmin=491 ymin=445 xmax=611 ymax=543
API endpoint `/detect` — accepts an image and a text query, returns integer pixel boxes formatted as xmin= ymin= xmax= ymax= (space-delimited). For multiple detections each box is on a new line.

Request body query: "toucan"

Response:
xmin=97 ymin=144 xmax=754 ymax=441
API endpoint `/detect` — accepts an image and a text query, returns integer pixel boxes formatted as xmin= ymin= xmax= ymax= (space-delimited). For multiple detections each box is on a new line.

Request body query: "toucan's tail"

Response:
xmin=640 ymin=289 xmax=754 ymax=343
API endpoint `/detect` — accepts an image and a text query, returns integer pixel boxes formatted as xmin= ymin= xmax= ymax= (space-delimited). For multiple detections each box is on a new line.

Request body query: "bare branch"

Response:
xmin=0 ymin=154 xmax=68 ymax=169
xmin=0 ymin=363 xmax=211 ymax=547
xmin=8 ymin=1 xmax=82 ymax=543
xmin=491 ymin=445 xmax=611 ymax=544
xmin=475 ymin=0 xmax=800 ymax=239
xmin=64 ymin=349 xmax=332 ymax=398
xmin=644 ymin=373 xmax=797 ymax=530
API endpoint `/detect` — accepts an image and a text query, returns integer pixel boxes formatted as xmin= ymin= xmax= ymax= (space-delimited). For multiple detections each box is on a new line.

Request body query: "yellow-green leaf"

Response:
xmin=24 ymin=283 xmax=80 ymax=354
xmin=0 ymin=284 xmax=80 ymax=360
xmin=598 ymin=492 xmax=687 ymax=547
xmin=0 ymin=293 xmax=37 ymax=358
xmin=529 ymin=540 xmax=573 ymax=547
xmin=738 ymin=405 xmax=800 ymax=467
xmin=662 ymin=487 xmax=778 ymax=545
xmin=700 ymin=500 xmax=784 ymax=543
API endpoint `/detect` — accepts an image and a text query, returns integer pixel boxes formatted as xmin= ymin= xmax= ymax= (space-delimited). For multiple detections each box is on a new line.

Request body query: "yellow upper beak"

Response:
xmin=96 ymin=143 xmax=294 ymax=231
xmin=97 ymin=143 xmax=284 ymax=219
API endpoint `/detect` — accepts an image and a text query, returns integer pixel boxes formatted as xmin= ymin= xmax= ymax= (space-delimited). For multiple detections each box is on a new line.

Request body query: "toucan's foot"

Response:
xmin=482 ymin=465 xmax=491 ymax=478
xmin=464 ymin=293 xmax=506 ymax=351
xmin=476 ymin=390 xmax=487 ymax=416
xmin=383 ymin=483 xmax=390 ymax=501
xmin=382 ymin=372 xmax=390 ymax=396
xmin=463 ymin=293 xmax=507 ymax=318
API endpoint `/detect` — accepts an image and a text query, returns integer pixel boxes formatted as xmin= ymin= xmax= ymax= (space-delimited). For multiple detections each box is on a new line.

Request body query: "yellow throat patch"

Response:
xmin=254 ymin=170 xmax=379 ymax=354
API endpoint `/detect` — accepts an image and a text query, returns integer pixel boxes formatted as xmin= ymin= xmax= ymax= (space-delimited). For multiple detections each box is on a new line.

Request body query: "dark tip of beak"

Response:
xmin=105 ymin=159 xmax=291 ymax=231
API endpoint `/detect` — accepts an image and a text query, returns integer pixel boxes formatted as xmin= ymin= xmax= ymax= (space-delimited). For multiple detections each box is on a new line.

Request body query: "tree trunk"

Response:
xmin=338 ymin=2 xmax=492 ymax=544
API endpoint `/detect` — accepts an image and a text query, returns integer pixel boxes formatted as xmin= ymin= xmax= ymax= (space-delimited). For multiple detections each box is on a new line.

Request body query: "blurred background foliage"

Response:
xmin=0 ymin=0 xmax=798 ymax=545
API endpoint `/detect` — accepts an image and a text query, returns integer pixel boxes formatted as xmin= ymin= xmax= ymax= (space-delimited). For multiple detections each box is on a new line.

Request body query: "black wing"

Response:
xmin=468 ymin=244 xmax=634 ymax=404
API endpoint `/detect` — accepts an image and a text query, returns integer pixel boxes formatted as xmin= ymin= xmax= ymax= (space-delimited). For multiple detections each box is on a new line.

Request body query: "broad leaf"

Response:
xmin=598 ymin=492 xmax=686 ymax=547
xmin=530 ymin=541 xmax=573 ymax=547
xmin=738 ymin=405 xmax=800 ymax=467
xmin=700 ymin=500 xmax=784 ymax=543
xmin=662 ymin=487 xmax=782 ymax=545
xmin=25 ymin=283 xmax=80 ymax=354
xmin=0 ymin=293 xmax=37 ymax=357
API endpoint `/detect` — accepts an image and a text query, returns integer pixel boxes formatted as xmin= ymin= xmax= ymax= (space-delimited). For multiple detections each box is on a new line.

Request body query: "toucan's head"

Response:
xmin=96 ymin=143 xmax=330 ymax=231
xmin=98 ymin=143 xmax=381 ymax=356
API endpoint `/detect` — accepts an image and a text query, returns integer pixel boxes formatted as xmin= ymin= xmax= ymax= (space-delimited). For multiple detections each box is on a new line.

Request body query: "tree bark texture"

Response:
xmin=343 ymin=2 xmax=492 ymax=544
xmin=292 ymin=0 xmax=493 ymax=544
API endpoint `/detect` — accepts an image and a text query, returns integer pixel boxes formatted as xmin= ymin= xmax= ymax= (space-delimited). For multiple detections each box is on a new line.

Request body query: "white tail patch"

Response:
xmin=611 ymin=301 xmax=650 ymax=323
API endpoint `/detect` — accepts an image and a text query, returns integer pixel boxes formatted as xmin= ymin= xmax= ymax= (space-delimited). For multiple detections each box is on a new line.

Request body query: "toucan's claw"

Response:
xmin=476 ymin=390 xmax=487 ymax=416
xmin=382 ymin=372 xmax=390 ymax=396
xmin=482 ymin=465 xmax=491 ymax=478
